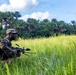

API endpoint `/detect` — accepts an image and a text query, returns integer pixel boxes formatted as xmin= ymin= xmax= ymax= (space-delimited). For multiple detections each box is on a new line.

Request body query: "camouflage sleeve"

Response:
xmin=0 ymin=40 xmax=13 ymax=52
xmin=0 ymin=40 xmax=6 ymax=49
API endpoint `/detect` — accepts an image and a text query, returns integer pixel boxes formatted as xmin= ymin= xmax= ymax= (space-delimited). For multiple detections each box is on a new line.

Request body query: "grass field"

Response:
xmin=0 ymin=35 xmax=76 ymax=75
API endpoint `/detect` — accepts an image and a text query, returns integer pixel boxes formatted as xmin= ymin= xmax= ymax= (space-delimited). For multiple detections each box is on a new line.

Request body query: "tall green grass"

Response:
xmin=0 ymin=35 xmax=76 ymax=75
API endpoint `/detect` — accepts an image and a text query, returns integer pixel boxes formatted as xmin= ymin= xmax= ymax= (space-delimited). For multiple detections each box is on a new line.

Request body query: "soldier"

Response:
xmin=0 ymin=28 xmax=20 ymax=60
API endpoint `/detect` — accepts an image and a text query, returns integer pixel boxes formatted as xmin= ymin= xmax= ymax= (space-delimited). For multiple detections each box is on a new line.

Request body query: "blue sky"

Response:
xmin=0 ymin=0 xmax=76 ymax=23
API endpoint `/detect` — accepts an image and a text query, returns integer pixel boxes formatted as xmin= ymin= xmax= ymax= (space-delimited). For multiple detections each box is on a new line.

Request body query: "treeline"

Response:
xmin=0 ymin=11 xmax=76 ymax=39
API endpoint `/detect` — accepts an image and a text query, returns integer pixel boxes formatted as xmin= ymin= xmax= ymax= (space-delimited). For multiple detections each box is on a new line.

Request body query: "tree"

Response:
xmin=71 ymin=20 xmax=76 ymax=25
xmin=12 ymin=11 xmax=21 ymax=20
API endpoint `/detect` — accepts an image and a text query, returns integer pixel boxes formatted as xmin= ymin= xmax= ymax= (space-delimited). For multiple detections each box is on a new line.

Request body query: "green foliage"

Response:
xmin=0 ymin=29 xmax=6 ymax=39
xmin=0 ymin=11 xmax=76 ymax=39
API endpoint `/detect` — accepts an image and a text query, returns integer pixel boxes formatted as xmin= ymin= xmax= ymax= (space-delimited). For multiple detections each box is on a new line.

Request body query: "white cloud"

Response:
xmin=0 ymin=0 xmax=39 ymax=12
xmin=20 ymin=12 xmax=56 ymax=21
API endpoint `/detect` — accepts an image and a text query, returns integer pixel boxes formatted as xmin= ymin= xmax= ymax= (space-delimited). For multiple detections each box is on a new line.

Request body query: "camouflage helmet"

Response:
xmin=6 ymin=28 xmax=17 ymax=34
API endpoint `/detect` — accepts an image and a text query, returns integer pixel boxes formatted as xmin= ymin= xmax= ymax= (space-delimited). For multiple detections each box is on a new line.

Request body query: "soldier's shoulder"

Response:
xmin=0 ymin=38 xmax=8 ymax=43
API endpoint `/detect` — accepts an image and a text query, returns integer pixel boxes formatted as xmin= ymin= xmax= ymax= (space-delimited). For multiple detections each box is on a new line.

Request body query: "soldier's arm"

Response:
xmin=0 ymin=40 xmax=6 ymax=49
xmin=0 ymin=40 xmax=16 ymax=53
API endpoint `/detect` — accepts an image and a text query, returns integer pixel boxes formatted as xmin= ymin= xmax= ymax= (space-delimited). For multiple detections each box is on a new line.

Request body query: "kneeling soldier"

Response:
xmin=0 ymin=28 xmax=20 ymax=60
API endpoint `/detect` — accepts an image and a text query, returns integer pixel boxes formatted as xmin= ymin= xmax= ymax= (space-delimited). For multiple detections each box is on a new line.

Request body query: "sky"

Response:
xmin=0 ymin=0 xmax=76 ymax=23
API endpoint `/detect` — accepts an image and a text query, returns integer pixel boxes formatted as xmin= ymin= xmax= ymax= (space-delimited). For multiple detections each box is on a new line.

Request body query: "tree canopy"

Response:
xmin=0 ymin=11 xmax=76 ymax=39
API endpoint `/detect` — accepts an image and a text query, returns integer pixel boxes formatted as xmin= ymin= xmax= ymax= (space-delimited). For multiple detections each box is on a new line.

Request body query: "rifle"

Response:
xmin=15 ymin=44 xmax=36 ymax=56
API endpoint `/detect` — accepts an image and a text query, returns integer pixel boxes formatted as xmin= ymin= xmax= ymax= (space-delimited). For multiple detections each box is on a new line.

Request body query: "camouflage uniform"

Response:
xmin=0 ymin=29 xmax=17 ymax=60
